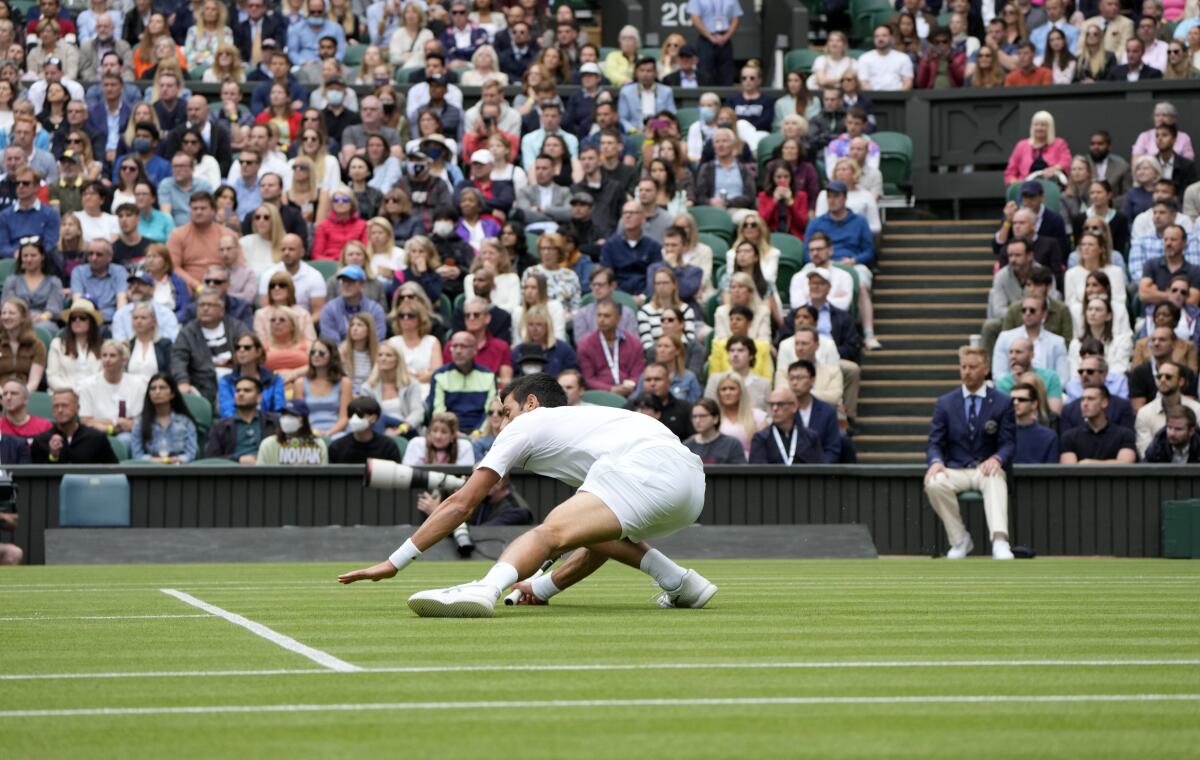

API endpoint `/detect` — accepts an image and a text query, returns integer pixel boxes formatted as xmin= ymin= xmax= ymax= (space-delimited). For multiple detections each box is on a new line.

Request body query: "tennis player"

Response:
xmin=338 ymin=373 xmax=717 ymax=617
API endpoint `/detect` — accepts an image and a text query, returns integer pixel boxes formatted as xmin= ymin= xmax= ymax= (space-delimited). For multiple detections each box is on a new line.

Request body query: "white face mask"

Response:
xmin=348 ymin=415 xmax=371 ymax=433
xmin=278 ymin=415 xmax=302 ymax=434
xmin=433 ymin=221 xmax=455 ymax=237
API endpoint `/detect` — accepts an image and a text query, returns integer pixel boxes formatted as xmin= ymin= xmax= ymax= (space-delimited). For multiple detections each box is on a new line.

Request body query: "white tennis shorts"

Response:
xmin=579 ymin=445 xmax=706 ymax=542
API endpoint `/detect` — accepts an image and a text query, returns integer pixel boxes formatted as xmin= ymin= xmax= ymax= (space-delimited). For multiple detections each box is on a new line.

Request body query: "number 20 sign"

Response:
xmin=660 ymin=2 xmax=693 ymax=27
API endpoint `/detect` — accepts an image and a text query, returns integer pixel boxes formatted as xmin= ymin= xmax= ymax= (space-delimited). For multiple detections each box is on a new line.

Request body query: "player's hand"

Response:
xmin=510 ymin=581 xmax=547 ymax=605
xmin=979 ymin=457 xmax=1002 ymax=477
xmin=338 ymin=560 xmax=399 ymax=584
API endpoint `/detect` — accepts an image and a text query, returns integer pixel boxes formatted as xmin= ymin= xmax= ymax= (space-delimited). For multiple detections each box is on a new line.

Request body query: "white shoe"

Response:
xmin=992 ymin=538 xmax=1015 ymax=560
xmin=865 ymin=336 xmax=884 ymax=350
xmin=656 ymin=570 xmax=718 ymax=609
xmin=946 ymin=535 xmax=974 ymax=559
xmin=407 ymin=582 xmax=498 ymax=618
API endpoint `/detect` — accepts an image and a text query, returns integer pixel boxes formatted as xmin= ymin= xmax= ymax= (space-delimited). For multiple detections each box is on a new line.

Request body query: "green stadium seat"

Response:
xmin=309 ymin=259 xmax=339 ymax=281
xmin=699 ymin=232 xmax=729 ymax=259
xmin=344 ymin=43 xmax=367 ymax=66
xmin=389 ymin=436 xmax=409 ymax=459
xmin=1005 ymin=179 xmax=1063 ymax=216
xmin=676 ymin=107 xmax=701 ymax=135
xmin=582 ymin=390 xmax=627 ymax=407
xmin=35 ymin=326 xmax=54 ymax=351
xmin=453 ymin=293 xmax=465 ymax=314
xmin=437 ymin=294 xmax=452 ymax=323
xmin=580 ymin=290 xmax=638 ymax=312
xmin=183 ymin=394 xmax=213 ymax=455
xmin=28 ymin=391 xmax=52 ymax=419
xmin=689 ymin=207 xmax=736 ymax=244
xmin=107 ymin=436 xmax=130 ymax=461
xmin=59 ymin=474 xmax=130 ymax=527
xmin=834 ymin=262 xmax=861 ymax=321
xmin=784 ymin=49 xmax=822 ymax=74
xmin=190 ymin=457 xmax=234 ymax=465
xmin=0 ymin=257 xmax=16 ymax=283
xmin=187 ymin=64 xmax=210 ymax=81
xmin=873 ymin=131 xmax=914 ymax=197
xmin=772 ymin=232 xmax=806 ymax=299
xmin=704 ymin=293 xmax=720 ymax=326
xmin=638 ymin=47 xmax=661 ymax=61
xmin=756 ymin=132 xmax=784 ymax=175
xmin=525 ymin=231 xmax=541 ymax=254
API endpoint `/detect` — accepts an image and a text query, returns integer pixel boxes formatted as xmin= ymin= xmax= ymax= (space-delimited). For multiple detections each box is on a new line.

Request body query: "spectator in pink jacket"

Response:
xmin=1004 ymin=110 xmax=1072 ymax=187
xmin=311 ymin=185 xmax=369 ymax=261
xmin=577 ymin=300 xmax=646 ymax=395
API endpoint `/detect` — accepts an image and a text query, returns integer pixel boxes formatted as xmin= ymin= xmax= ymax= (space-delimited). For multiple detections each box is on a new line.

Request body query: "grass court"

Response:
xmin=1 ymin=558 xmax=1198 ymax=758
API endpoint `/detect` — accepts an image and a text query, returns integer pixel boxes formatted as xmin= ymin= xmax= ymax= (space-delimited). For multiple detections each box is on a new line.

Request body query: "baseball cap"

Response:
xmin=579 ymin=62 xmax=603 ymax=76
xmin=825 ymin=180 xmax=848 ymax=194
xmin=336 ymin=265 xmax=366 ymax=281
xmin=678 ymin=45 xmax=698 ymax=59
xmin=127 ymin=270 xmax=154 ymax=285
xmin=427 ymin=73 xmax=447 ymax=85
xmin=58 ymin=149 xmax=80 ymax=163
xmin=281 ymin=399 xmax=309 ymax=417
xmin=1020 ymin=180 xmax=1045 ymax=197
xmin=806 ymin=268 xmax=831 ymax=282
xmin=470 ymin=148 xmax=494 ymax=164
xmin=570 ymin=191 xmax=595 ymax=205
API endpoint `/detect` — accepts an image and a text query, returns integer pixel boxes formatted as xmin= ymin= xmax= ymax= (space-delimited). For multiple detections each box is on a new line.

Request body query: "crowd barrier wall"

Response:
xmin=5 ymin=465 xmax=1198 ymax=564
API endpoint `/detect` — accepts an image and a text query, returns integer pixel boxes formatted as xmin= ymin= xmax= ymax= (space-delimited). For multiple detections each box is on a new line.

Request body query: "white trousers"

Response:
xmin=924 ymin=467 xmax=1009 ymax=545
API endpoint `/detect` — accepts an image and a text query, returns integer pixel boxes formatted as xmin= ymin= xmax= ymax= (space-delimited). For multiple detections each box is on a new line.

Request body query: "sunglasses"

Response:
xmin=70 ymin=314 xmax=92 ymax=322
xmin=269 ymin=282 xmax=289 ymax=289
xmin=1157 ymin=373 xmax=1179 ymax=380
xmin=464 ymin=312 xmax=486 ymax=318
xmin=1011 ymin=397 xmax=1032 ymax=403
xmin=204 ymin=278 xmax=228 ymax=285
xmin=121 ymin=166 xmax=138 ymax=172
xmin=396 ymin=312 xmax=416 ymax=319
xmin=235 ymin=344 xmax=256 ymax=351
xmin=303 ymin=135 xmax=320 ymax=142
xmin=332 ymin=196 xmax=351 ymax=203
xmin=309 ymin=349 xmax=329 ymax=357
xmin=1021 ymin=307 xmax=1039 ymax=314
xmin=18 ymin=236 xmax=39 ymax=245
xmin=1079 ymin=368 xmax=1099 ymax=375
xmin=16 ymin=179 xmax=34 ymax=187
xmin=240 ymin=158 xmax=259 ymax=165
xmin=253 ymin=214 xmax=271 ymax=220
xmin=385 ymin=197 xmax=402 ymax=203
xmin=66 ymin=138 xmax=82 ymax=144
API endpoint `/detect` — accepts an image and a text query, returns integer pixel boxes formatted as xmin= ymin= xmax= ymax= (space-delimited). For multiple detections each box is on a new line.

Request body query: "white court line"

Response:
xmin=4 ymin=658 xmax=1197 ymax=682
xmin=0 ymin=614 xmax=209 ymax=622
xmin=159 ymin=589 xmax=361 ymax=673
xmin=3 ymin=693 xmax=1198 ymax=719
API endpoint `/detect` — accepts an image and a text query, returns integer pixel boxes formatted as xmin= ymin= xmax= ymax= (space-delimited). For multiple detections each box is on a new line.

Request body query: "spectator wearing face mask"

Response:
xmin=327 ymin=395 xmax=402 ymax=463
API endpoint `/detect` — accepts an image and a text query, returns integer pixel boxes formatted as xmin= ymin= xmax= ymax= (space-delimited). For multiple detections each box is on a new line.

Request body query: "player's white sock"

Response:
xmin=639 ymin=549 xmax=687 ymax=591
xmin=531 ymin=572 xmax=561 ymax=601
xmin=479 ymin=562 xmax=519 ymax=595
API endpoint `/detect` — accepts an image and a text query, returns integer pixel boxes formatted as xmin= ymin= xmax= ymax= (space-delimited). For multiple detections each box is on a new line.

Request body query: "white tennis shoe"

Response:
xmin=992 ymin=538 xmax=1015 ymax=560
xmin=946 ymin=535 xmax=974 ymax=559
xmin=407 ymin=582 xmax=499 ymax=618
xmin=656 ymin=570 xmax=718 ymax=609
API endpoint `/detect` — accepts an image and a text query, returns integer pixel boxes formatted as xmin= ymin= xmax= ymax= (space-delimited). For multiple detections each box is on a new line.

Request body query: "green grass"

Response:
xmin=1 ymin=559 xmax=1198 ymax=758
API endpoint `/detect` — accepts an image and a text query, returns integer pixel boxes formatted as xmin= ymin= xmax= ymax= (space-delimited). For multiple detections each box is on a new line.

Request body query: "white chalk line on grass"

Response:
xmin=4 ymin=658 xmax=1198 ymax=682
xmin=4 ymin=693 xmax=1199 ymax=719
xmin=159 ymin=589 xmax=361 ymax=673
xmin=0 ymin=614 xmax=209 ymax=622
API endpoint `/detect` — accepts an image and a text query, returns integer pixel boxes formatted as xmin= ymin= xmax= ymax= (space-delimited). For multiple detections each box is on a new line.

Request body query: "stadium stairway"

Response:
xmin=853 ymin=218 xmax=996 ymax=463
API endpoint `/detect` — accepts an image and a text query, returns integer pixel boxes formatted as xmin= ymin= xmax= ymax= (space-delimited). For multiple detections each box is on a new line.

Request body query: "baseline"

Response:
xmin=4 ymin=693 xmax=1199 ymax=718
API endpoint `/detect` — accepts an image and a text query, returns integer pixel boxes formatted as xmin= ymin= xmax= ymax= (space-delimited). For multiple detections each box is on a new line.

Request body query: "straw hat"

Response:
xmin=60 ymin=298 xmax=103 ymax=326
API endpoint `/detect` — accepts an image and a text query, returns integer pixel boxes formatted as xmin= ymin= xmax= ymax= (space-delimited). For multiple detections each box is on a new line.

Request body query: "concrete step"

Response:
xmin=880 ymin=261 xmax=996 ymax=275
xmin=880 ymin=247 xmax=994 ymax=257
xmin=855 ymin=416 xmax=933 ymax=435
xmin=875 ymin=274 xmax=993 ymax=283
xmin=856 ymin=451 xmax=927 ymax=463
xmin=860 ymin=349 xmax=961 ymax=365
xmin=870 ymin=288 xmax=990 ymax=296
xmin=861 ymin=380 xmax=955 ymax=397
xmin=874 ymin=304 xmax=987 ymax=320
xmin=885 ymin=232 xmax=994 ymax=242
xmin=887 ymin=219 xmax=997 ymax=229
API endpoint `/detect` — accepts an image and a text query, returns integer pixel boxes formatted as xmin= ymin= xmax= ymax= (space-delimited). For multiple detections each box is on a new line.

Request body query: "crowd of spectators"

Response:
xmin=0 ymin=0 xmax=889 ymax=484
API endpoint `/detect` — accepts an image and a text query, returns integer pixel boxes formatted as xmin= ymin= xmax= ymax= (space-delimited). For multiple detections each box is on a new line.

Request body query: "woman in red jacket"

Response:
xmin=757 ymin=164 xmax=808 ymax=238
xmin=311 ymin=186 xmax=368 ymax=261
xmin=254 ymin=82 xmax=303 ymax=153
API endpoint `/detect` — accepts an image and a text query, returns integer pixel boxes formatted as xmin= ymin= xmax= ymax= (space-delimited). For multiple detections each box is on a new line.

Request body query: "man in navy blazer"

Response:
xmin=617 ymin=58 xmax=677 ymax=133
xmin=785 ymin=360 xmax=841 ymax=464
xmin=749 ymin=388 xmax=823 ymax=465
xmin=924 ymin=346 xmax=1017 ymax=560
xmin=86 ymin=75 xmax=132 ymax=160
xmin=235 ymin=2 xmax=288 ymax=65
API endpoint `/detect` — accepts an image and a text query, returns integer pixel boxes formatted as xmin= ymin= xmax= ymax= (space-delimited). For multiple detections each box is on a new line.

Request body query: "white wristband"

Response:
xmin=531 ymin=572 xmax=561 ymax=602
xmin=387 ymin=538 xmax=421 ymax=571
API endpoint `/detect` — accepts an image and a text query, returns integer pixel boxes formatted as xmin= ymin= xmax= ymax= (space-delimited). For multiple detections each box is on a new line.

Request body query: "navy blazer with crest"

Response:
xmin=926 ymin=386 xmax=1016 ymax=468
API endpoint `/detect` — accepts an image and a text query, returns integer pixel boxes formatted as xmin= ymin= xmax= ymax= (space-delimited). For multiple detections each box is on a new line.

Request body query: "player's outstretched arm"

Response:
xmin=338 ymin=467 xmax=502 ymax=584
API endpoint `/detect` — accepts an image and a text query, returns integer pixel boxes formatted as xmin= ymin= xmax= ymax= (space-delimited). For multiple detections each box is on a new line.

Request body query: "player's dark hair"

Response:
xmin=501 ymin=372 xmax=568 ymax=409
xmin=788 ymin=359 xmax=817 ymax=378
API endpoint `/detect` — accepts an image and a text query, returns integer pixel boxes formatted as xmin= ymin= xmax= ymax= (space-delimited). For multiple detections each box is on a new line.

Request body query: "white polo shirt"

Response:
xmin=257 ymin=262 xmax=327 ymax=310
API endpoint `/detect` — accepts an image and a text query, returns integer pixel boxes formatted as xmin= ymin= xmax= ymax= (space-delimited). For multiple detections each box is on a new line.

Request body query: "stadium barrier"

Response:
xmin=4 ymin=465 xmax=1198 ymax=564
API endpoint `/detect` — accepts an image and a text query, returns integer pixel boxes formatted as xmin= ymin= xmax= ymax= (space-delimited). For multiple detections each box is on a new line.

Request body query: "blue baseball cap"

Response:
xmin=337 ymin=265 xmax=366 ymax=281
xmin=826 ymin=180 xmax=849 ymax=194
xmin=1020 ymin=180 xmax=1044 ymax=197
